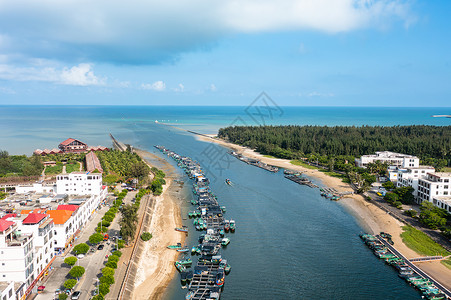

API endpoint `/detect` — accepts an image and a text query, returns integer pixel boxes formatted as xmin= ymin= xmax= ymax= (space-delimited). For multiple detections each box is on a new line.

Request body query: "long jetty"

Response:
xmin=228 ymin=150 xmax=278 ymax=172
xmin=110 ymin=133 xmax=127 ymax=152
xmin=155 ymin=145 xmax=232 ymax=300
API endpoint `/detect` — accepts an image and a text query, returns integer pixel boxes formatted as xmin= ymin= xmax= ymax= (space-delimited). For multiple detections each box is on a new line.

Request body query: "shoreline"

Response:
xmin=194 ymin=134 xmax=451 ymax=290
xmin=131 ymin=149 xmax=185 ymax=300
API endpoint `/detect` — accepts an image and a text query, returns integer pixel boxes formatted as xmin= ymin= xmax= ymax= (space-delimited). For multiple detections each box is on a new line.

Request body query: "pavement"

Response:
xmin=33 ymin=190 xmax=137 ymax=300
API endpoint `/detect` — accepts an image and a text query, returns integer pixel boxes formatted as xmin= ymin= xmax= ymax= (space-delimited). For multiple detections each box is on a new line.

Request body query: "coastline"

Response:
xmin=194 ymin=134 xmax=451 ymax=290
xmin=131 ymin=149 xmax=185 ymax=300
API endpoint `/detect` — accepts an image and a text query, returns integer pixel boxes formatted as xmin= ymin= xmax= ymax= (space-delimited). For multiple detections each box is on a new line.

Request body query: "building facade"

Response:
xmin=58 ymin=138 xmax=87 ymax=153
xmin=56 ymin=172 xmax=103 ymax=196
xmin=397 ymin=166 xmax=435 ymax=204
xmin=418 ymin=172 xmax=451 ymax=204
xmin=355 ymin=151 xmax=420 ymax=168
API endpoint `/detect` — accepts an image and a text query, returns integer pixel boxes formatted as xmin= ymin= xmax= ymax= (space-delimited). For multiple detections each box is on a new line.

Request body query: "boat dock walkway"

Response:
xmin=228 ymin=151 xmax=279 ymax=173
xmin=376 ymin=235 xmax=451 ymax=299
xmin=410 ymin=256 xmax=445 ymax=263
xmin=110 ymin=133 xmax=127 ymax=152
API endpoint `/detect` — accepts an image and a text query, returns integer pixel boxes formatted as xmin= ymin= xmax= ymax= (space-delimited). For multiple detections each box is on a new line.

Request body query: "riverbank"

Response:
xmin=131 ymin=149 xmax=185 ymax=300
xmin=195 ymin=134 xmax=451 ymax=290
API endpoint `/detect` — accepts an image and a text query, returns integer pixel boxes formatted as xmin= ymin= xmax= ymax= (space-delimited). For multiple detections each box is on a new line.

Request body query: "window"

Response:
xmin=9 ymin=289 xmax=12 ymax=297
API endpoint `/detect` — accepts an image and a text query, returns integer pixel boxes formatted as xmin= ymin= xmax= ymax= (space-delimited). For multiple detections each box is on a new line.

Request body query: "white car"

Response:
xmin=77 ymin=254 xmax=85 ymax=259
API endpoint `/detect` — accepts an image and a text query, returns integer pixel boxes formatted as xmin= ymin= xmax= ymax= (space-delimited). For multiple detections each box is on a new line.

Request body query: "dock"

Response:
xmin=155 ymin=145 xmax=232 ymax=300
xmin=228 ymin=151 xmax=279 ymax=172
xmin=284 ymin=173 xmax=318 ymax=188
xmin=110 ymin=133 xmax=128 ymax=152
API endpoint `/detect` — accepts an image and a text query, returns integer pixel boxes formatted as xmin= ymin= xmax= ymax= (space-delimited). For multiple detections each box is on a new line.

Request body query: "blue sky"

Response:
xmin=0 ymin=0 xmax=450 ymax=106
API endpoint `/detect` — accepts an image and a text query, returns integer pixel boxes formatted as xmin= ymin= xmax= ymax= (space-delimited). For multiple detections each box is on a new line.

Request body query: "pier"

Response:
xmin=155 ymin=145 xmax=232 ymax=300
xmin=228 ymin=151 xmax=279 ymax=172
xmin=110 ymin=133 xmax=128 ymax=152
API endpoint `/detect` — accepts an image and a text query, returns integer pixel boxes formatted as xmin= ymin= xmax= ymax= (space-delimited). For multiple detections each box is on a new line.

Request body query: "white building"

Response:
xmin=418 ymin=172 xmax=451 ymax=204
xmin=397 ymin=166 xmax=435 ymax=203
xmin=355 ymin=151 xmax=420 ymax=168
xmin=15 ymin=183 xmax=55 ymax=195
xmin=0 ymin=281 xmax=16 ymax=300
xmin=56 ymin=172 xmax=103 ymax=196
xmin=0 ymin=220 xmax=34 ymax=297
xmin=433 ymin=196 xmax=451 ymax=214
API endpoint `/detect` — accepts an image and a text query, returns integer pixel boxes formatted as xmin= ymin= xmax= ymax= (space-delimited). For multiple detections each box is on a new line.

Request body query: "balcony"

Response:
xmin=6 ymin=233 xmax=33 ymax=247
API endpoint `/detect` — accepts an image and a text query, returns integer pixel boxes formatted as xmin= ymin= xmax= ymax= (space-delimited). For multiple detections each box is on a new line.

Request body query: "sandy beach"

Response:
xmin=194 ymin=134 xmax=451 ymax=290
xmin=131 ymin=149 xmax=186 ymax=300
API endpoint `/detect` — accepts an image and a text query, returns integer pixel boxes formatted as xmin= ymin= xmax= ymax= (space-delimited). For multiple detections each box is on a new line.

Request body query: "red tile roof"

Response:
xmin=86 ymin=151 xmax=103 ymax=173
xmin=47 ymin=210 xmax=73 ymax=225
xmin=60 ymin=138 xmax=76 ymax=146
xmin=0 ymin=219 xmax=15 ymax=232
xmin=23 ymin=213 xmax=47 ymax=225
xmin=57 ymin=204 xmax=79 ymax=212
xmin=1 ymin=213 xmax=17 ymax=220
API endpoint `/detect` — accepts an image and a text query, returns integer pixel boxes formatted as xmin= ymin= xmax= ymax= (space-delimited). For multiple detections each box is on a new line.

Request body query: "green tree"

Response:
xmin=69 ymin=266 xmax=85 ymax=279
xmin=99 ymin=274 xmax=115 ymax=285
xmin=112 ymin=250 xmax=122 ymax=257
xmin=91 ymin=295 xmax=104 ymax=300
xmin=384 ymin=192 xmax=399 ymax=204
xmin=107 ymin=255 xmax=119 ymax=263
xmin=64 ymin=257 xmax=78 ymax=267
xmin=405 ymin=209 xmax=417 ymax=217
xmin=63 ymin=279 xmax=77 ymax=290
xmin=120 ymin=204 xmax=138 ymax=242
xmin=99 ymin=283 xmax=110 ymax=296
xmin=58 ymin=293 xmax=68 ymax=300
xmin=394 ymin=186 xmax=415 ymax=204
xmin=382 ymin=181 xmax=395 ymax=190
xmin=130 ymin=161 xmax=150 ymax=180
xmin=89 ymin=233 xmax=105 ymax=245
xmin=101 ymin=267 xmax=115 ymax=277
xmin=72 ymin=243 xmax=89 ymax=255
xmin=105 ymin=261 xmax=117 ymax=269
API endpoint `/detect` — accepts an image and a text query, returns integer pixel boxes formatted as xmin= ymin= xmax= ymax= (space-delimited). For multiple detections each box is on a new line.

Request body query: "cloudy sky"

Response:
xmin=0 ymin=0 xmax=449 ymax=106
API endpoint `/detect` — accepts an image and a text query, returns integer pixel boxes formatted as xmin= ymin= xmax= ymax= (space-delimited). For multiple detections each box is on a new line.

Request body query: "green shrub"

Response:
xmin=59 ymin=293 xmax=68 ymax=300
xmin=118 ymin=240 xmax=125 ymax=249
xmin=107 ymin=255 xmax=119 ymax=263
xmin=99 ymin=274 xmax=115 ymax=285
xmin=141 ymin=232 xmax=152 ymax=241
xmin=69 ymin=266 xmax=85 ymax=278
xmin=99 ymin=283 xmax=110 ymax=296
xmin=112 ymin=250 xmax=122 ymax=257
xmin=105 ymin=261 xmax=117 ymax=269
xmin=72 ymin=243 xmax=89 ymax=255
xmin=101 ymin=267 xmax=115 ymax=277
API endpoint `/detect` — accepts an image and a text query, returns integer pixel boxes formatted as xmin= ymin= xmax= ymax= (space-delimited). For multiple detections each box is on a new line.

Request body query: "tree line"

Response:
xmin=218 ymin=125 xmax=451 ymax=167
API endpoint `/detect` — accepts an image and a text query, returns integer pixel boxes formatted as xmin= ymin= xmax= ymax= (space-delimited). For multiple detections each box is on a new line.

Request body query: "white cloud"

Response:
xmin=172 ymin=83 xmax=185 ymax=92
xmin=60 ymin=64 xmax=102 ymax=86
xmin=210 ymin=84 xmax=217 ymax=92
xmin=0 ymin=63 xmax=104 ymax=86
xmin=141 ymin=80 xmax=166 ymax=91
xmin=0 ymin=0 xmax=413 ymax=64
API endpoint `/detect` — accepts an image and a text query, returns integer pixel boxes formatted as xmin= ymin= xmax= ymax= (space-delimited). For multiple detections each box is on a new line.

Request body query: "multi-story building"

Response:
xmin=355 ymin=151 xmax=419 ymax=168
xmin=432 ymin=196 xmax=451 ymax=214
xmin=418 ymin=172 xmax=451 ymax=204
xmin=0 ymin=281 xmax=16 ymax=300
xmin=45 ymin=209 xmax=76 ymax=254
xmin=396 ymin=166 xmax=435 ymax=203
xmin=0 ymin=220 xmax=34 ymax=299
xmin=58 ymin=138 xmax=87 ymax=153
xmin=56 ymin=172 xmax=103 ymax=196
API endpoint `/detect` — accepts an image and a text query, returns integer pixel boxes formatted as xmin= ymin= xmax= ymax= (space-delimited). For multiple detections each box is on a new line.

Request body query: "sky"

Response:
xmin=0 ymin=0 xmax=450 ymax=107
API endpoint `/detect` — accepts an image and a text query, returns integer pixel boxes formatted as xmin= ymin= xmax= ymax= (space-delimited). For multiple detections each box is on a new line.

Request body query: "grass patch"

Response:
xmin=442 ymin=167 xmax=451 ymax=172
xmin=318 ymin=169 xmax=350 ymax=183
xmin=65 ymin=163 xmax=80 ymax=173
xmin=45 ymin=165 xmax=63 ymax=175
xmin=442 ymin=258 xmax=451 ymax=270
xmin=400 ymin=225 xmax=451 ymax=257
xmin=290 ymin=160 xmax=318 ymax=170
xmin=263 ymin=155 xmax=276 ymax=158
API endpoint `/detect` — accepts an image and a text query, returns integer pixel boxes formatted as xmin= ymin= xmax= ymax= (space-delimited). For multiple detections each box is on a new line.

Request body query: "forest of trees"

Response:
xmin=0 ymin=150 xmax=44 ymax=176
xmin=96 ymin=149 xmax=150 ymax=183
xmin=218 ymin=125 xmax=451 ymax=168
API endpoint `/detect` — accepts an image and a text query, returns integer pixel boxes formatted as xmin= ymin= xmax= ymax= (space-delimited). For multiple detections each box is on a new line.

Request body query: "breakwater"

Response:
xmin=156 ymin=145 xmax=232 ymax=300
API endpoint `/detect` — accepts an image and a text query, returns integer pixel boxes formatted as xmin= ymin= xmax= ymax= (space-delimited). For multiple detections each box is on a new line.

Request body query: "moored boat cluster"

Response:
xmin=156 ymin=145 xmax=234 ymax=300
xmin=360 ymin=233 xmax=447 ymax=300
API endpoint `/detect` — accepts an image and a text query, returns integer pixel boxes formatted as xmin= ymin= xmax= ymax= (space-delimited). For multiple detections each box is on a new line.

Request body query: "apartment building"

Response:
xmin=355 ymin=151 xmax=419 ymax=168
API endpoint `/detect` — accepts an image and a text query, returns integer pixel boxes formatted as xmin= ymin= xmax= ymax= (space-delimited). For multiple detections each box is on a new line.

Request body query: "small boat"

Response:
xmin=186 ymin=270 xmax=193 ymax=281
xmin=224 ymin=220 xmax=230 ymax=232
xmin=167 ymin=243 xmax=182 ymax=249
xmin=219 ymin=229 xmax=225 ymax=237
xmin=221 ymin=206 xmax=226 ymax=213
xmin=225 ymin=179 xmax=232 ymax=186
xmin=177 ymin=248 xmax=190 ymax=253
xmin=186 ymin=291 xmax=194 ymax=300
xmin=177 ymin=258 xmax=192 ymax=266
xmin=229 ymin=220 xmax=236 ymax=232
xmin=180 ymin=271 xmax=187 ymax=283
xmin=221 ymin=238 xmax=230 ymax=246
xmin=188 ymin=211 xmax=194 ymax=218
xmin=191 ymin=246 xmax=198 ymax=254
xmin=224 ymin=264 xmax=231 ymax=274
xmin=175 ymin=226 xmax=188 ymax=233
xmin=215 ymin=269 xmax=225 ymax=286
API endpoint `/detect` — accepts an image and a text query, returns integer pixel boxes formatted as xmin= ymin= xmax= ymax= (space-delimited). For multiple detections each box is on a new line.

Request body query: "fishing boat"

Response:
xmin=229 ymin=220 xmax=236 ymax=232
xmin=219 ymin=229 xmax=225 ymax=237
xmin=177 ymin=248 xmax=190 ymax=253
xmin=219 ymin=259 xmax=231 ymax=275
xmin=215 ymin=269 xmax=225 ymax=286
xmin=185 ymin=291 xmax=194 ymax=300
xmin=221 ymin=237 xmax=230 ymax=246
xmin=167 ymin=243 xmax=182 ymax=249
xmin=220 ymin=206 xmax=226 ymax=213
xmin=175 ymin=226 xmax=188 ymax=233
xmin=186 ymin=270 xmax=193 ymax=282
xmin=175 ymin=261 xmax=186 ymax=272
xmin=177 ymin=258 xmax=192 ymax=266
xmin=224 ymin=220 xmax=230 ymax=232
xmin=180 ymin=271 xmax=187 ymax=283
xmin=225 ymin=179 xmax=232 ymax=186
xmin=191 ymin=246 xmax=198 ymax=254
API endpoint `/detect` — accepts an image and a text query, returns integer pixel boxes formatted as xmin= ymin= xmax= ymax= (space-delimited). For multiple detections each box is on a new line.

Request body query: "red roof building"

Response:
xmin=57 ymin=204 xmax=79 ymax=212
xmin=22 ymin=213 xmax=47 ymax=225
xmin=0 ymin=219 xmax=14 ymax=232
xmin=1 ymin=213 xmax=17 ymax=220
xmin=58 ymin=138 xmax=87 ymax=153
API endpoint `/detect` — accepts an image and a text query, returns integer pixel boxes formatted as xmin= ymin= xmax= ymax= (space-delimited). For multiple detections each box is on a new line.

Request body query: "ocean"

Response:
xmin=1 ymin=105 xmax=449 ymax=299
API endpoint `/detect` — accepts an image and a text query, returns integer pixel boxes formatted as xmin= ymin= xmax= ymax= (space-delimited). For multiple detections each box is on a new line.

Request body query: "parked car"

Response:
xmin=77 ymin=254 xmax=85 ymax=259
xmin=71 ymin=291 xmax=81 ymax=299
xmin=97 ymin=244 xmax=104 ymax=250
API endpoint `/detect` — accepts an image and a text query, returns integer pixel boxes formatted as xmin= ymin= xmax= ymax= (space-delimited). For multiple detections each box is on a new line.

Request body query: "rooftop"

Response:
xmin=0 ymin=219 xmax=14 ymax=232
xmin=22 ymin=213 xmax=47 ymax=225
xmin=47 ymin=210 xmax=73 ymax=225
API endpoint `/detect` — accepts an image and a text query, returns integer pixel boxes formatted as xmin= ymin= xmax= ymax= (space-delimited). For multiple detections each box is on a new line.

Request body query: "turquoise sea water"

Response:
xmin=0 ymin=105 xmax=449 ymax=299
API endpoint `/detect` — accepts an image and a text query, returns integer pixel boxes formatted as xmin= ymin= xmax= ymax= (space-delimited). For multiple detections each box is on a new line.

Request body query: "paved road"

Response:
xmin=34 ymin=190 xmax=137 ymax=300
xmin=377 ymin=235 xmax=451 ymax=299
